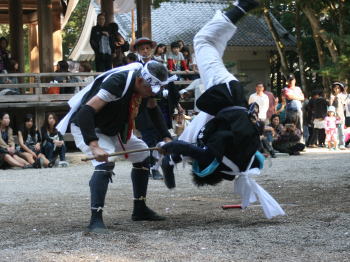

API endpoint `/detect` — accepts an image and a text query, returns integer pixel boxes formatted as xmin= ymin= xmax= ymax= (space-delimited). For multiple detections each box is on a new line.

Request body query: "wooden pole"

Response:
xmin=136 ymin=0 xmax=152 ymax=38
xmin=9 ymin=0 xmax=24 ymax=73
xmin=131 ymin=9 xmax=136 ymax=42
xmin=101 ymin=0 xmax=114 ymax=24
xmin=52 ymin=0 xmax=63 ymax=64
xmin=37 ymin=0 xmax=54 ymax=73
xmin=29 ymin=24 xmax=40 ymax=74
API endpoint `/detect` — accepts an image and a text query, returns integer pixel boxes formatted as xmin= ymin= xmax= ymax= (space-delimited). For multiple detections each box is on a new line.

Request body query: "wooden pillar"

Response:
xmin=136 ymin=0 xmax=152 ymax=39
xmin=101 ymin=0 xmax=114 ymax=24
xmin=37 ymin=0 xmax=54 ymax=73
xmin=29 ymin=24 xmax=40 ymax=73
xmin=9 ymin=0 xmax=24 ymax=73
xmin=53 ymin=0 xmax=63 ymax=64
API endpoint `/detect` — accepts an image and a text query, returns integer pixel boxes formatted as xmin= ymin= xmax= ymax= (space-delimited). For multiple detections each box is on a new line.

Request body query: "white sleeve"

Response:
xmin=96 ymin=89 xmax=117 ymax=102
xmin=248 ymin=94 xmax=255 ymax=105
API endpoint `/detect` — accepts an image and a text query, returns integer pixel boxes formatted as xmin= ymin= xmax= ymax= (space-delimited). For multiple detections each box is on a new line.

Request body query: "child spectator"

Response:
xmin=154 ymin=43 xmax=167 ymax=65
xmin=276 ymin=95 xmax=287 ymax=123
xmin=330 ymin=82 xmax=347 ymax=149
xmin=0 ymin=112 xmax=31 ymax=169
xmin=325 ymin=106 xmax=340 ymax=150
xmin=41 ymin=113 xmax=68 ymax=167
xmin=167 ymin=41 xmax=189 ymax=72
xmin=181 ymin=46 xmax=192 ymax=70
xmin=53 ymin=60 xmax=79 ymax=94
xmin=78 ymin=61 xmax=94 ymax=84
xmin=18 ymin=114 xmax=51 ymax=168
xmin=308 ymin=90 xmax=328 ymax=148
xmin=126 ymin=53 xmax=138 ymax=64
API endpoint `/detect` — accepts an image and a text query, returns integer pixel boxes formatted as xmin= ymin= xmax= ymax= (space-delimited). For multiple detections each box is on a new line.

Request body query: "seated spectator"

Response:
xmin=178 ymin=40 xmax=185 ymax=51
xmin=0 ymin=59 xmax=20 ymax=95
xmin=154 ymin=43 xmax=167 ymax=65
xmin=41 ymin=113 xmax=68 ymax=167
xmin=265 ymin=114 xmax=284 ymax=143
xmin=272 ymin=120 xmax=305 ymax=155
xmin=108 ymin=22 xmax=129 ymax=68
xmin=181 ymin=46 xmax=192 ymax=70
xmin=53 ymin=60 xmax=79 ymax=94
xmin=167 ymin=41 xmax=189 ymax=72
xmin=276 ymin=95 xmax=287 ymax=124
xmin=78 ymin=61 xmax=94 ymax=84
xmin=0 ymin=37 xmax=10 ymax=76
xmin=0 ymin=112 xmax=31 ymax=169
xmin=126 ymin=52 xmax=138 ymax=64
xmin=18 ymin=114 xmax=51 ymax=168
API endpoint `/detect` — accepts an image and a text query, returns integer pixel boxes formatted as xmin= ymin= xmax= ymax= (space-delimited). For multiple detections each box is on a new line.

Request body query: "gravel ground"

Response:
xmin=0 ymin=150 xmax=349 ymax=262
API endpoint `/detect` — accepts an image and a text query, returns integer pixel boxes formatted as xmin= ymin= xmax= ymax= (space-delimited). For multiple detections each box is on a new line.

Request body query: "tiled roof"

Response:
xmin=115 ymin=0 xmax=296 ymax=47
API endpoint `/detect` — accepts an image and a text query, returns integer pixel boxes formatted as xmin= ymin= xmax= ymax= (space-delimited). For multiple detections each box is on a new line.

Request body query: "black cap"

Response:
xmin=287 ymin=74 xmax=295 ymax=81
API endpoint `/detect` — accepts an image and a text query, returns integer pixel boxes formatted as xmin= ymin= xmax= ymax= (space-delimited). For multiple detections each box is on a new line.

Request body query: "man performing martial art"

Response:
xmin=57 ymin=61 xmax=173 ymax=233
xmin=161 ymin=0 xmax=285 ymax=219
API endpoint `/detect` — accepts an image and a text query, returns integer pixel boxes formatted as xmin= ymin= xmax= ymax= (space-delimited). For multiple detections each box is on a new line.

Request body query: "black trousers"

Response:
xmin=95 ymin=53 xmax=112 ymax=72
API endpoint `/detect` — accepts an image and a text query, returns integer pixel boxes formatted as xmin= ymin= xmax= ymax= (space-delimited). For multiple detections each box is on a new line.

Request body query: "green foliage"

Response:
xmin=62 ymin=0 xmax=90 ymax=59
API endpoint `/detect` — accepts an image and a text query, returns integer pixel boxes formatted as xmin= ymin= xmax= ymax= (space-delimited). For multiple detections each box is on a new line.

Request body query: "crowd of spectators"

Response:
xmin=249 ymin=79 xmax=350 ymax=158
xmin=0 ymin=112 xmax=68 ymax=169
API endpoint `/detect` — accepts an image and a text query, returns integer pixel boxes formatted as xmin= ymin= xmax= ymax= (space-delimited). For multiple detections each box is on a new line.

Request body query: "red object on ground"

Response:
xmin=222 ymin=205 xmax=242 ymax=209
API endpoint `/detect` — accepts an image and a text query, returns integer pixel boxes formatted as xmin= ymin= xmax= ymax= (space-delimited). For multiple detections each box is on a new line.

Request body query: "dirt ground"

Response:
xmin=0 ymin=150 xmax=349 ymax=262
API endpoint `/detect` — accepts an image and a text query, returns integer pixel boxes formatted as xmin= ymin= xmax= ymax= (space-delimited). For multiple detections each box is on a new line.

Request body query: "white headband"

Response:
xmin=141 ymin=61 xmax=178 ymax=94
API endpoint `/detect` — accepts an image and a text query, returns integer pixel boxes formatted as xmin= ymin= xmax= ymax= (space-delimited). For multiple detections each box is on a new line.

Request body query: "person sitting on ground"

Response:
xmin=0 ymin=112 xmax=31 ymax=169
xmin=262 ymin=114 xmax=284 ymax=157
xmin=18 ymin=114 xmax=51 ymax=168
xmin=41 ymin=113 xmax=68 ymax=167
xmin=167 ymin=41 xmax=189 ymax=72
xmin=272 ymin=117 xmax=305 ymax=156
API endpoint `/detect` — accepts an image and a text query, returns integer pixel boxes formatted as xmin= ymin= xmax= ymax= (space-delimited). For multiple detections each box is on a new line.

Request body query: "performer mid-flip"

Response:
xmin=161 ymin=0 xmax=285 ymax=219
xmin=58 ymin=61 xmax=173 ymax=233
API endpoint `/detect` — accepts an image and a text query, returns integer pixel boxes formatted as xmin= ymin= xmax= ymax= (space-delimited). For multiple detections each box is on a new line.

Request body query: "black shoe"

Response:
xmin=161 ymin=155 xmax=176 ymax=189
xmin=86 ymin=209 xmax=108 ymax=233
xmin=132 ymin=200 xmax=166 ymax=221
xmin=151 ymin=169 xmax=163 ymax=180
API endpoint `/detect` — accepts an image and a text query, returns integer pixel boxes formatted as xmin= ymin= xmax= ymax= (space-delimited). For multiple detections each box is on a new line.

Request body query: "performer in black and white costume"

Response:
xmin=161 ymin=0 xmax=285 ymax=219
xmin=58 ymin=61 xmax=173 ymax=233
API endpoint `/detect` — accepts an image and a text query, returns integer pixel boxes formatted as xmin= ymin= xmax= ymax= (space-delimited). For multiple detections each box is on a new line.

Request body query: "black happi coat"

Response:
xmin=196 ymin=80 xmax=260 ymax=172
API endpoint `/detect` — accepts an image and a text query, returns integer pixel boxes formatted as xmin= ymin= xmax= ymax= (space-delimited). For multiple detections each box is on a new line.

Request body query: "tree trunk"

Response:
xmin=295 ymin=6 xmax=308 ymax=93
xmin=302 ymin=5 xmax=338 ymax=63
xmin=263 ymin=9 xmax=289 ymax=78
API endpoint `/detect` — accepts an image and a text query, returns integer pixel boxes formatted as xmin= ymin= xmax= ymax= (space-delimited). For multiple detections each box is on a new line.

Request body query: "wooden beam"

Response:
xmin=9 ymin=0 xmax=25 ymax=73
xmin=29 ymin=24 xmax=40 ymax=73
xmin=0 ymin=13 xmax=38 ymax=24
xmin=136 ymin=0 xmax=152 ymax=39
xmin=37 ymin=0 xmax=54 ymax=73
xmin=101 ymin=0 xmax=114 ymax=24
xmin=52 ymin=0 xmax=63 ymax=64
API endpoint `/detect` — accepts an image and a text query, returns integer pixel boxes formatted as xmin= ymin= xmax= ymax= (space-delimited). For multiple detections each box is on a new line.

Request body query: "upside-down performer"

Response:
xmin=57 ymin=61 xmax=175 ymax=233
xmin=161 ymin=0 xmax=285 ymax=219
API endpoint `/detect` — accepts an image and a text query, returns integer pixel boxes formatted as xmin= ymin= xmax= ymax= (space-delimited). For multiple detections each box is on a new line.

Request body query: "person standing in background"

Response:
xmin=248 ymin=83 xmax=269 ymax=122
xmin=90 ymin=13 xmax=112 ymax=72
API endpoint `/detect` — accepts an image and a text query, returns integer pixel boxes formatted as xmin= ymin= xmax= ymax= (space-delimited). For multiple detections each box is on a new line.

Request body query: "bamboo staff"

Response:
xmin=81 ymin=147 xmax=160 ymax=162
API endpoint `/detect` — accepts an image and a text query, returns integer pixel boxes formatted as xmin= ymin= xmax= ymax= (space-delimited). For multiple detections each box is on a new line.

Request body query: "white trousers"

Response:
xmin=71 ymin=124 xmax=149 ymax=167
xmin=180 ymin=11 xmax=238 ymax=144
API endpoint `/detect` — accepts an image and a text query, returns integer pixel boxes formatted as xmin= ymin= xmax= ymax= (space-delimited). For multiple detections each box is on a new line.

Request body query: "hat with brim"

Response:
xmin=131 ymin=37 xmax=157 ymax=52
xmin=332 ymin=82 xmax=345 ymax=92
xmin=327 ymin=106 xmax=336 ymax=113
